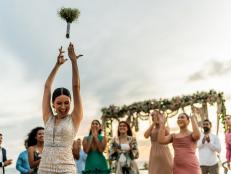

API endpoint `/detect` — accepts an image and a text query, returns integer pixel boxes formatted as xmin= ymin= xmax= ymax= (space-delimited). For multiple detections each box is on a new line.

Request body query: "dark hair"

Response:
xmin=89 ymin=120 xmax=102 ymax=135
xmin=117 ymin=121 xmax=133 ymax=137
xmin=181 ymin=113 xmax=189 ymax=120
xmin=24 ymin=139 xmax=28 ymax=148
xmin=203 ymin=119 xmax=212 ymax=126
xmin=27 ymin=127 xmax=44 ymax=147
xmin=52 ymin=87 xmax=71 ymax=103
xmin=0 ymin=133 xmax=2 ymax=136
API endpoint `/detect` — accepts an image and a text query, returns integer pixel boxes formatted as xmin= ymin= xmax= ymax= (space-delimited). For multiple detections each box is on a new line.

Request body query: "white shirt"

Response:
xmin=0 ymin=147 xmax=3 ymax=174
xmin=197 ymin=132 xmax=221 ymax=166
xmin=120 ymin=144 xmax=130 ymax=151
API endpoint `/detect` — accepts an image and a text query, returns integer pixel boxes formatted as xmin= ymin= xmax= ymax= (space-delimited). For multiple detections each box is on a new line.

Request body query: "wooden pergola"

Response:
xmin=101 ymin=90 xmax=226 ymax=141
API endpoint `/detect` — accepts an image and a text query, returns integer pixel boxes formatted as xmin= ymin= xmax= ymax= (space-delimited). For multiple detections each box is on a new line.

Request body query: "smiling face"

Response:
xmin=35 ymin=129 xmax=44 ymax=143
xmin=203 ymin=120 xmax=211 ymax=133
xmin=53 ymin=95 xmax=71 ymax=117
xmin=177 ymin=113 xmax=189 ymax=128
xmin=118 ymin=122 xmax=129 ymax=135
xmin=91 ymin=120 xmax=101 ymax=132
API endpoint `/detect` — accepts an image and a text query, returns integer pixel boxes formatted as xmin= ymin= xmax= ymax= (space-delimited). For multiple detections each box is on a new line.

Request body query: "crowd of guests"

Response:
xmin=1 ymin=113 xmax=231 ymax=174
xmin=0 ymin=43 xmax=231 ymax=174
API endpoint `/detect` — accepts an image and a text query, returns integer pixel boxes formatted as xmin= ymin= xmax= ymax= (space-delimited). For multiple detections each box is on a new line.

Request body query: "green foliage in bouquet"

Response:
xmin=58 ymin=7 xmax=80 ymax=23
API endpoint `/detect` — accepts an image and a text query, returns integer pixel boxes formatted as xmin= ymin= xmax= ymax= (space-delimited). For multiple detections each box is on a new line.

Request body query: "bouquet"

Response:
xmin=58 ymin=7 xmax=80 ymax=38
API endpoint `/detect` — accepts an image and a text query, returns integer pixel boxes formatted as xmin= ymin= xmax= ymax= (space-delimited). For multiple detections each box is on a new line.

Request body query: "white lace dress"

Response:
xmin=38 ymin=115 xmax=76 ymax=174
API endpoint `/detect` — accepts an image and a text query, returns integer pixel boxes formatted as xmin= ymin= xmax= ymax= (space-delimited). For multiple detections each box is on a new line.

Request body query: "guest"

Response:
xmin=225 ymin=115 xmax=231 ymax=169
xmin=110 ymin=121 xmax=139 ymax=174
xmin=38 ymin=43 xmax=83 ymax=174
xmin=197 ymin=119 xmax=221 ymax=174
xmin=28 ymin=127 xmax=44 ymax=174
xmin=0 ymin=133 xmax=13 ymax=174
xmin=73 ymin=138 xmax=87 ymax=174
xmin=158 ymin=113 xmax=201 ymax=174
xmin=82 ymin=120 xmax=110 ymax=174
xmin=16 ymin=139 xmax=34 ymax=174
xmin=144 ymin=110 xmax=172 ymax=174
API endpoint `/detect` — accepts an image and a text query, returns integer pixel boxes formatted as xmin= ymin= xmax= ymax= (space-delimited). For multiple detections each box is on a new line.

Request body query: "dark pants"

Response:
xmin=122 ymin=167 xmax=130 ymax=174
xmin=200 ymin=163 xmax=219 ymax=174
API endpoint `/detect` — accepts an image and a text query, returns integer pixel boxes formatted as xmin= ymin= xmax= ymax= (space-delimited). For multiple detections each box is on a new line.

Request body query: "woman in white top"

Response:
xmin=110 ymin=121 xmax=139 ymax=174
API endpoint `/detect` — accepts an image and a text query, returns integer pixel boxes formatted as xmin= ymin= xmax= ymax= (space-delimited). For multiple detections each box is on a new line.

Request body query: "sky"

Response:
xmin=1 ymin=0 xmax=231 ymax=171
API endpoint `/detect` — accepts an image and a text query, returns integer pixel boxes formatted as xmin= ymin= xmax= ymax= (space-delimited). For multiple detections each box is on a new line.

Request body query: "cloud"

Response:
xmin=188 ymin=59 xmax=231 ymax=82
xmin=0 ymin=46 xmax=42 ymax=126
xmin=3 ymin=0 xmax=231 ymax=168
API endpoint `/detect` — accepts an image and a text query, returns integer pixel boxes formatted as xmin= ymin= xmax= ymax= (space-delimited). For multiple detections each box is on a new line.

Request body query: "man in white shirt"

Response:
xmin=197 ymin=119 xmax=221 ymax=174
xmin=0 ymin=133 xmax=13 ymax=174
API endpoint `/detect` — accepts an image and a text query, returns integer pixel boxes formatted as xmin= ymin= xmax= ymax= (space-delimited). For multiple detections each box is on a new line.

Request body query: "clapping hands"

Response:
xmin=158 ymin=112 xmax=166 ymax=125
xmin=92 ymin=127 xmax=98 ymax=139
xmin=202 ymin=134 xmax=210 ymax=144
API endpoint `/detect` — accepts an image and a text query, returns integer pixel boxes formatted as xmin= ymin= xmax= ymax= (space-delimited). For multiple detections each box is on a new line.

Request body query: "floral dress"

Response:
xmin=110 ymin=136 xmax=139 ymax=174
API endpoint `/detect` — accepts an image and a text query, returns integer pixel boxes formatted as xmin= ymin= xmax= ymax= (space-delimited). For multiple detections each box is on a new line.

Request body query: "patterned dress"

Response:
xmin=38 ymin=115 xmax=76 ymax=174
xmin=110 ymin=136 xmax=139 ymax=174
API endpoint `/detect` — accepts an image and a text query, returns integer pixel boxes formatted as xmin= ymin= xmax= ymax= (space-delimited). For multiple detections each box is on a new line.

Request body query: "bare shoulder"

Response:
xmin=28 ymin=146 xmax=35 ymax=153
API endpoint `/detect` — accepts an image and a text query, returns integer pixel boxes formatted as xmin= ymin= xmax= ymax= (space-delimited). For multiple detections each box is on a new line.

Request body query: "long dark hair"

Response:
xmin=117 ymin=121 xmax=133 ymax=137
xmin=52 ymin=87 xmax=71 ymax=103
xmin=89 ymin=120 xmax=102 ymax=136
xmin=27 ymin=127 xmax=44 ymax=147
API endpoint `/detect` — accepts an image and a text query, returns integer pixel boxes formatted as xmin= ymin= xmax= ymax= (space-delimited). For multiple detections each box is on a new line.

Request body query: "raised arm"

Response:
xmin=190 ymin=114 xmax=200 ymax=141
xmin=158 ymin=114 xmax=172 ymax=144
xmin=42 ymin=47 xmax=67 ymax=123
xmin=144 ymin=123 xmax=154 ymax=139
xmin=68 ymin=43 xmax=83 ymax=131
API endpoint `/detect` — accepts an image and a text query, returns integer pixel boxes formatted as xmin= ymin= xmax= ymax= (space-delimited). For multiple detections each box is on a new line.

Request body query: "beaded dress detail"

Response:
xmin=38 ymin=115 xmax=76 ymax=174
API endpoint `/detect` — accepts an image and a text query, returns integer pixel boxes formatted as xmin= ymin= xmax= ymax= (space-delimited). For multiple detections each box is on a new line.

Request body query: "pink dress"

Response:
xmin=225 ymin=131 xmax=231 ymax=162
xmin=149 ymin=129 xmax=173 ymax=174
xmin=172 ymin=134 xmax=201 ymax=174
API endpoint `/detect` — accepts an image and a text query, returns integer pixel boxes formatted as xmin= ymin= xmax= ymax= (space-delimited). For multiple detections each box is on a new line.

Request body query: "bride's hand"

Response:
xmin=57 ymin=46 xmax=67 ymax=65
xmin=68 ymin=42 xmax=83 ymax=61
